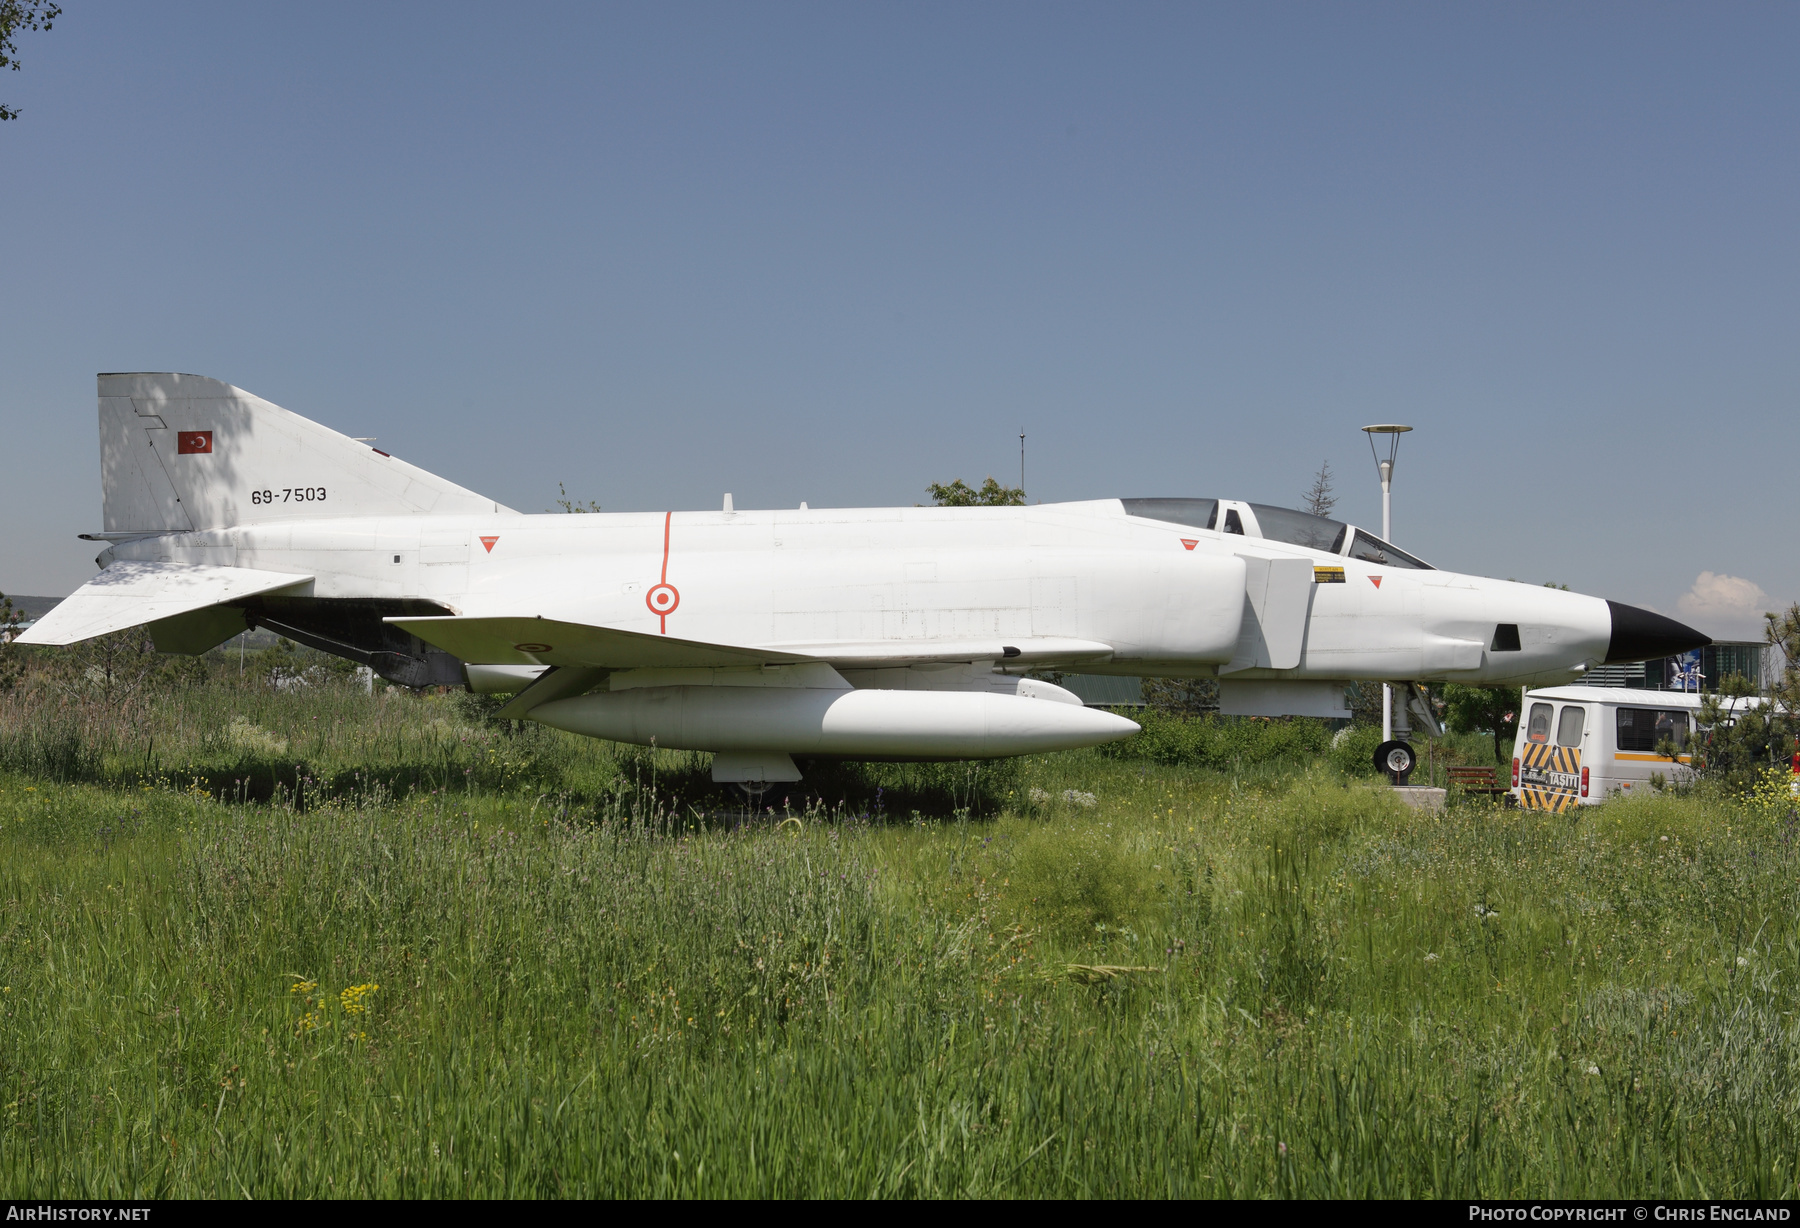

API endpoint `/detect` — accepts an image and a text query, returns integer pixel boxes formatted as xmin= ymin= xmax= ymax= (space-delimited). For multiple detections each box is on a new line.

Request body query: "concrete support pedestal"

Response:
xmin=1389 ymin=785 xmax=1446 ymax=812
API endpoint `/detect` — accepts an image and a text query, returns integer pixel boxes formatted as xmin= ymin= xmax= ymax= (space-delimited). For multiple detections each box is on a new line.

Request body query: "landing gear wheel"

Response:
xmin=1373 ymin=739 xmax=1417 ymax=786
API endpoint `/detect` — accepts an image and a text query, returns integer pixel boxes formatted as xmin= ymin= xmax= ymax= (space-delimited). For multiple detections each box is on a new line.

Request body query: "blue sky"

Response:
xmin=2 ymin=2 xmax=1795 ymax=638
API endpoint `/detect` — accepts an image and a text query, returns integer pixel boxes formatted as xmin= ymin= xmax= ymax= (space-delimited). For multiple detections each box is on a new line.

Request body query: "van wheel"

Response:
xmin=1373 ymin=739 xmax=1416 ymax=785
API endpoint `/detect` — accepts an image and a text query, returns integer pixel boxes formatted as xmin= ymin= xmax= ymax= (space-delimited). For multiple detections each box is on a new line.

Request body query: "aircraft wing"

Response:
xmin=16 ymin=561 xmax=314 ymax=646
xmin=388 ymin=617 xmax=815 ymax=670
xmin=765 ymin=638 xmax=1115 ymax=666
xmin=389 ymin=615 xmax=1114 ymax=671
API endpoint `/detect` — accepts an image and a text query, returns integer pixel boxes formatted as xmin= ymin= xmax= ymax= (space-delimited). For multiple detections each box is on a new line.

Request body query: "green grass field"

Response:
xmin=2 ymin=670 xmax=1798 ymax=1197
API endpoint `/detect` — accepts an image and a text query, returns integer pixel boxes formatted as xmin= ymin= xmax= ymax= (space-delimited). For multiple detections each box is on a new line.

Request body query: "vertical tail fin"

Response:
xmin=98 ymin=373 xmax=513 ymax=532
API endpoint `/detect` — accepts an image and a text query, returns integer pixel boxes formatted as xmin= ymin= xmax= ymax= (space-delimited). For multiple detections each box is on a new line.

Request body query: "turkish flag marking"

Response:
xmin=176 ymin=430 xmax=213 ymax=454
xmin=479 ymin=536 xmax=498 ymax=553
xmin=1180 ymin=539 xmax=1198 ymax=550
xmin=1369 ymin=576 xmax=1382 ymax=588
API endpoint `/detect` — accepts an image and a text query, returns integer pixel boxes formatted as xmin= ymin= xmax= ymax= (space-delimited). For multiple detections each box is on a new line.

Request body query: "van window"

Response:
xmin=1346 ymin=529 xmax=1433 ymax=570
xmin=1246 ymin=503 xmax=1349 ymax=553
xmin=1556 ymin=705 xmax=1585 ymax=747
xmin=1616 ymin=707 xmax=1690 ymax=753
xmin=1526 ymin=703 xmax=1553 ymax=744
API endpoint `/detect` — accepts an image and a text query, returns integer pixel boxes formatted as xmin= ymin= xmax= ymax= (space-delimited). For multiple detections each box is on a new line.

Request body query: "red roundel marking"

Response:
xmin=514 ymin=642 xmax=552 ymax=653
xmin=1180 ymin=538 xmax=1198 ymax=550
xmin=650 ymin=511 xmax=678 ymax=633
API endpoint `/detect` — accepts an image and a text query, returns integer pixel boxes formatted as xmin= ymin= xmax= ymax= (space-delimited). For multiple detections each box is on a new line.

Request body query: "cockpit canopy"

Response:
xmin=1119 ymin=497 xmax=1433 ymax=570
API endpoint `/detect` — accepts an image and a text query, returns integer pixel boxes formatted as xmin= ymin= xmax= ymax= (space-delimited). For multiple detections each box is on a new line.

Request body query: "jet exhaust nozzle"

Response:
xmin=1604 ymin=600 xmax=1710 ymax=664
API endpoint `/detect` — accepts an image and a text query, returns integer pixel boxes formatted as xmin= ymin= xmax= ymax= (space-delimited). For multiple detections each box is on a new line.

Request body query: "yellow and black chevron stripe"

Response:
xmin=1518 ymin=743 xmax=1582 ymax=812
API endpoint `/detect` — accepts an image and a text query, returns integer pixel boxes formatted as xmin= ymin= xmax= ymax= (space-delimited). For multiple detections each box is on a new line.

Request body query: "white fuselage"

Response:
xmin=98 ymin=499 xmax=1611 ymax=686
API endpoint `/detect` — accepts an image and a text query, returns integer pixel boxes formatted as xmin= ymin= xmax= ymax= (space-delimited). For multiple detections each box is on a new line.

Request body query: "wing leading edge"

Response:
xmin=388 ymin=615 xmax=1114 ymax=672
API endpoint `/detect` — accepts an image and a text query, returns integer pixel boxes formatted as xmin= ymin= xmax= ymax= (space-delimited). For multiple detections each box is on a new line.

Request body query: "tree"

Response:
xmin=927 ymin=477 xmax=1025 ymax=507
xmin=1443 ymin=682 xmax=1520 ymax=763
xmin=1301 ymin=460 xmax=1336 ymax=518
xmin=0 ymin=591 xmax=24 ymax=690
xmin=0 ymin=0 xmax=61 ymax=121
xmin=42 ymin=626 xmax=168 ymax=710
xmin=1767 ymin=603 xmax=1800 ymax=721
xmin=1670 ymin=605 xmax=1800 ymax=795
xmin=1686 ymin=673 xmax=1781 ymax=794
xmin=1140 ymin=676 xmax=1218 ymax=714
xmin=1346 ymin=680 xmax=1383 ymax=727
xmin=550 ymin=482 xmax=601 ymax=513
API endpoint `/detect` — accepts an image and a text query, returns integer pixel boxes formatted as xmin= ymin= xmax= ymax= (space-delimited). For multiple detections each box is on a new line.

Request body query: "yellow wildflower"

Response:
xmin=340 ymin=983 xmax=379 ymax=1015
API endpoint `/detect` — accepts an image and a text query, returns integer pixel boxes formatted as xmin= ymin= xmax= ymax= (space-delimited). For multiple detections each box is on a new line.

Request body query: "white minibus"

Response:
xmin=1509 ymin=686 xmax=1709 ymax=811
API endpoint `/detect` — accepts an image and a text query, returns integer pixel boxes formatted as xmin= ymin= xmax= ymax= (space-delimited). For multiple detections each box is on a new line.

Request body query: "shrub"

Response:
xmin=1327 ymin=725 xmax=1385 ymax=777
xmin=1098 ymin=709 xmax=1332 ymax=770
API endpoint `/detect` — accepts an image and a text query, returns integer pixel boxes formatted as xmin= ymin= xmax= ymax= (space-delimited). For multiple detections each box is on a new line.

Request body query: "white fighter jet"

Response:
xmin=20 ymin=374 xmax=1709 ymax=785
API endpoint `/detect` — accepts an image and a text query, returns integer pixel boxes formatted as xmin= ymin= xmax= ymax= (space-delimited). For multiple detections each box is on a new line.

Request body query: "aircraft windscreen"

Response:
xmin=1120 ymin=498 xmax=1218 ymax=531
xmin=1347 ymin=529 xmax=1433 ymax=570
xmin=1247 ymin=504 xmax=1348 ymax=553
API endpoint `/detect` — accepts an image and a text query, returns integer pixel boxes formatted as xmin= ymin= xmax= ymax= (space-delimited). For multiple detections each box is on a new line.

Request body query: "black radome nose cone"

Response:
xmin=1605 ymin=600 xmax=1710 ymax=664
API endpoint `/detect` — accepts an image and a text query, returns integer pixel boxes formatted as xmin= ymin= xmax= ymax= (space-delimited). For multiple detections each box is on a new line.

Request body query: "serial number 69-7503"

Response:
xmin=251 ymin=487 xmax=327 ymax=505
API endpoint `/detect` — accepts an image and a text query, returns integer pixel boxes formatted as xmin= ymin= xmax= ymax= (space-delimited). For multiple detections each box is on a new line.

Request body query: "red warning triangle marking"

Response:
xmin=479 ymin=536 xmax=499 ymax=553
xmin=1369 ymin=575 xmax=1382 ymax=588
xmin=1180 ymin=539 xmax=1198 ymax=550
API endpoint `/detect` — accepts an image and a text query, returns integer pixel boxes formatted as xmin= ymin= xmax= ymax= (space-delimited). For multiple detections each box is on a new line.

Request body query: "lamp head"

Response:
xmin=1362 ymin=423 xmax=1412 ymax=473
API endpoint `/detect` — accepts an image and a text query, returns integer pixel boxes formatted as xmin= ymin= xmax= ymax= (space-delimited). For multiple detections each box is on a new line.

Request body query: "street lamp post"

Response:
xmin=1362 ymin=424 xmax=1413 ymax=746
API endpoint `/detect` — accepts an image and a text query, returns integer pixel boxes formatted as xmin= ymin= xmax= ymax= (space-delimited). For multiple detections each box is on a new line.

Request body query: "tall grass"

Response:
xmin=2 ymin=672 xmax=1798 ymax=1196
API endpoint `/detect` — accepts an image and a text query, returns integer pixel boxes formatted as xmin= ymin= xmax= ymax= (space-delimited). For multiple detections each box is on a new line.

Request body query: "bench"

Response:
xmin=1448 ymin=765 xmax=1509 ymax=796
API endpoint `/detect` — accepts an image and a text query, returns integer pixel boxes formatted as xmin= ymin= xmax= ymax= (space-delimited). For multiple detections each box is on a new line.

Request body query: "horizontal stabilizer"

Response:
xmin=16 ymin=561 xmax=313 ymax=646
xmin=392 ymin=615 xmax=1116 ymax=672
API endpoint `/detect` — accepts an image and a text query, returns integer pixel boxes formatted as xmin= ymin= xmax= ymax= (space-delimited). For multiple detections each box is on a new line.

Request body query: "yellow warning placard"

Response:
xmin=1518 ymin=743 xmax=1581 ymax=812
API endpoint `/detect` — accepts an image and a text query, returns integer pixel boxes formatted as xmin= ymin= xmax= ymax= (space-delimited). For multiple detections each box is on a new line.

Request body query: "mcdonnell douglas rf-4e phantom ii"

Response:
xmin=21 ymin=374 xmax=1710 ymax=786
